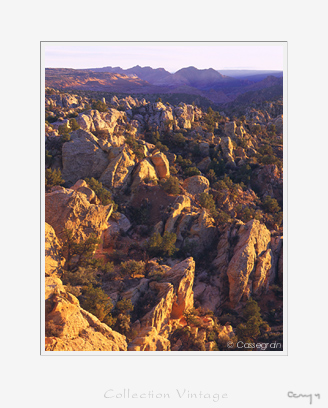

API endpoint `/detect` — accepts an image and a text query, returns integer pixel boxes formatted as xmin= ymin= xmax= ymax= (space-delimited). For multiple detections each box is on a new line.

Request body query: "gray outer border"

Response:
xmin=40 ymin=41 xmax=287 ymax=356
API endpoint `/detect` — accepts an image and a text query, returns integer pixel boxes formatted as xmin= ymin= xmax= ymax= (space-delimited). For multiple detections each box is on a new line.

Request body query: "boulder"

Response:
xmin=128 ymin=327 xmax=170 ymax=351
xmin=45 ymin=278 xmax=127 ymax=351
xmin=185 ymin=209 xmax=217 ymax=255
xmin=131 ymin=158 xmax=158 ymax=189
xmin=150 ymin=151 xmax=170 ymax=179
xmin=61 ymin=129 xmax=110 ymax=186
xmin=99 ymin=147 xmax=135 ymax=191
xmin=182 ymin=175 xmax=209 ymax=196
xmin=197 ymin=157 xmax=211 ymax=172
xmin=45 ymin=187 xmax=113 ymax=242
xmin=103 ymin=213 xmax=132 ymax=247
xmin=76 ymin=109 xmax=126 ymax=145
xmin=220 ymin=136 xmax=235 ymax=164
xmin=217 ymin=324 xmax=234 ymax=342
xmin=70 ymin=179 xmax=97 ymax=203
xmin=147 ymin=103 xmax=175 ymax=132
xmin=174 ymin=104 xmax=194 ymax=129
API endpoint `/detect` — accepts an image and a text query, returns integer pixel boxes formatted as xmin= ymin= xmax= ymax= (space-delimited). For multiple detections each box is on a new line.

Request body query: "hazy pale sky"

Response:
xmin=44 ymin=43 xmax=284 ymax=72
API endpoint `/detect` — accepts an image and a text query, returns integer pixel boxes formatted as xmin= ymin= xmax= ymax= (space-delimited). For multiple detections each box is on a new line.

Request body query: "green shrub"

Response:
xmin=125 ymin=135 xmax=145 ymax=160
xmin=147 ymin=264 xmax=167 ymax=279
xmin=129 ymin=204 xmax=151 ymax=226
xmin=184 ymin=167 xmax=201 ymax=177
xmin=69 ymin=118 xmax=80 ymax=131
xmin=160 ymin=176 xmax=181 ymax=195
xmin=232 ymin=164 xmax=252 ymax=185
xmin=206 ymin=169 xmax=217 ymax=184
xmin=242 ymin=298 xmax=262 ymax=321
xmin=198 ymin=193 xmax=218 ymax=218
xmin=62 ymin=266 xmax=98 ymax=287
xmin=58 ymin=123 xmax=70 ymax=135
xmin=176 ymin=155 xmax=192 ymax=168
xmin=216 ymin=209 xmax=232 ymax=225
xmin=91 ymin=100 xmax=108 ymax=112
xmin=120 ymin=260 xmax=146 ymax=278
xmin=85 ymin=177 xmax=116 ymax=208
xmin=115 ymin=298 xmax=134 ymax=315
xmin=262 ymin=196 xmax=281 ymax=214
xmin=112 ymin=299 xmax=134 ymax=338
xmin=236 ymin=298 xmax=265 ymax=344
xmin=183 ymin=308 xmax=201 ymax=326
xmin=252 ymin=124 xmax=262 ymax=135
xmin=46 ymin=115 xmax=58 ymax=123
xmin=45 ymin=168 xmax=64 ymax=190
xmin=79 ymin=284 xmax=114 ymax=326
xmin=256 ymin=144 xmax=282 ymax=168
xmin=67 ymin=112 xmax=78 ymax=118
xmin=100 ymin=262 xmax=117 ymax=282
xmin=61 ymin=228 xmax=102 ymax=272
xmin=173 ymin=132 xmax=187 ymax=147
xmin=235 ymin=205 xmax=262 ymax=223
xmin=208 ymin=157 xmax=225 ymax=178
xmin=60 ymin=133 xmax=71 ymax=143
xmin=147 ymin=231 xmax=177 ymax=258
xmin=45 ymin=150 xmax=53 ymax=167
xmin=267 ymin=124 xmax=276 ymax=137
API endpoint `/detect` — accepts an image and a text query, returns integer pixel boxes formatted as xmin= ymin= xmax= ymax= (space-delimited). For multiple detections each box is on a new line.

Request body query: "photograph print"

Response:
xmin=43 ymin=42 xmax=285 ymax=353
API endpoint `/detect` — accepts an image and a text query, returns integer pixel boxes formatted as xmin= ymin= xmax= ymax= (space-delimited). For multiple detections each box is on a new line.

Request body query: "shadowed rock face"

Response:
xmin=44 ymin=223 xmax=127 ymax=351
xmin=163 ymin=257 xmax=195 ymax=319
xmin=164 ymin=195 xmax=191 ymax=233
xmin=226 ymin=220 xmax=271 ymax=306
xmin=128 ymin=257 xmax=195 ymax=351
xmin=251 ymin=164 xmax=283 ymax=204
xmin=45 ymin=186 xmax=113 ymax=243
xmin=45 ymin=223 xmax=65 ymax=277
xmin=99 ymin=147 xmax=135 ymax=191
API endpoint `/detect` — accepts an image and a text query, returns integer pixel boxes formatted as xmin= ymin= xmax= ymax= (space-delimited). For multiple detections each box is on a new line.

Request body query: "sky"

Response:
xmin=44 ymin=43 xmax=284 ymax=72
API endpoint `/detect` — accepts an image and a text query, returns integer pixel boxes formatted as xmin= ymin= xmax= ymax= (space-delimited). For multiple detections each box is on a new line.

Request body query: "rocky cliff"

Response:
xmin=45 ymin=88 xmax=283 ymax=352
xmin=45 ymin=223 xmax=127 ymax=351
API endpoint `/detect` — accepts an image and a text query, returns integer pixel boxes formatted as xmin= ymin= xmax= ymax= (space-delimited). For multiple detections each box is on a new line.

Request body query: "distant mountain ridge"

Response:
xmin=89 ymin=65 xmax=172 ymax=83
xmin=45 ymin=65 xmax=283 ymax=104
